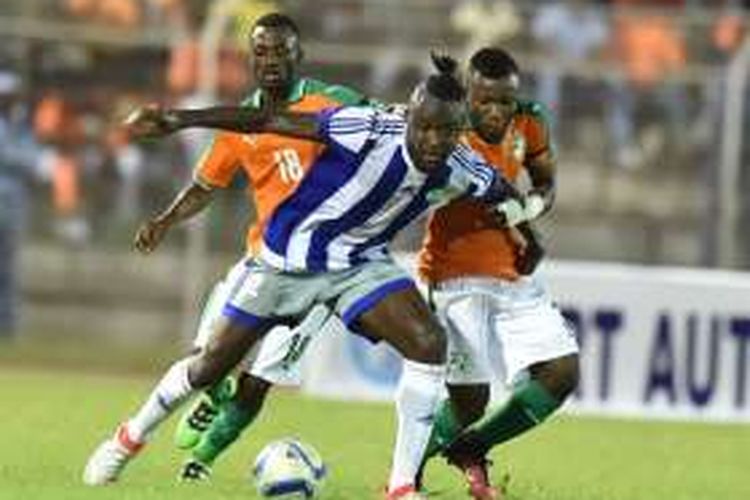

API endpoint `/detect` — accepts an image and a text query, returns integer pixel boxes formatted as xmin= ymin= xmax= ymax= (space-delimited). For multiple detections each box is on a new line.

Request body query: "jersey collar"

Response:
xmin=246 ymin=78 xmax=309 ymax=108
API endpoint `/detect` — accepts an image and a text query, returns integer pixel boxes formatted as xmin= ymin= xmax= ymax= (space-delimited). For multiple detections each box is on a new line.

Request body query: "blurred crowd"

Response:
xmin=450 ymin=0 xmax=748 ymax=169
xmin=1 ymin=0 xmax=749 ymax=337
xmin=0 ymin=0 xmax=272 ymax=337
xmin=0 ymin=0 xmax=265 ymax=248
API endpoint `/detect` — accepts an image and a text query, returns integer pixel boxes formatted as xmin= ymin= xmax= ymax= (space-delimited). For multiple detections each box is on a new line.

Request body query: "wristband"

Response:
xmin=523 ymin=194 xmax=546 ymax=221
xmin=496 ymin=198 xmax=526 ymax=227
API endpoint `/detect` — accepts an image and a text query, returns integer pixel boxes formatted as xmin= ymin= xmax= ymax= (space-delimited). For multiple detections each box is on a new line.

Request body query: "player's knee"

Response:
xmin=190 ymin=320 xmax=266 ymax=388
xmin=534 ymin=353 xmax=580 ymax=401
xmin=189 ymin=349 xmax=236 ymax=388
xmin=448 ymin=384 xmax=489 ymax=426
xmin=240 ymin=373 xmax=272 ymax=395
xmin=558 ymin=354 xmax=581 ymax=399
xmin=459 ymin=403 xmax=485 ymax=427
xmin=187 ymin=359 xmax=211 ymax=389
xmin=188 ymin=357 xmax=221 ymax=389
xmin=235 ymin=373 xmax=272 ymax=411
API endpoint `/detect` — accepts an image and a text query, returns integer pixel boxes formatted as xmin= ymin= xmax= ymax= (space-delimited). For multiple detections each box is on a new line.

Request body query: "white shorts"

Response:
xmin=193 ymin=259 xmax=331 ymax=386
xmin=431 ymin=276 xmax=579 ymax=386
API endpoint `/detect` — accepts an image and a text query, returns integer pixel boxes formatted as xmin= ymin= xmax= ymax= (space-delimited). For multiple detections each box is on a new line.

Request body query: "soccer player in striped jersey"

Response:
xmin=416 ymin=49 xmax=580 ymax=499
xmin=92 ymin=58 xmax=521 ymax=500
xmin=83 ymin=12 xmax=375 ymax=486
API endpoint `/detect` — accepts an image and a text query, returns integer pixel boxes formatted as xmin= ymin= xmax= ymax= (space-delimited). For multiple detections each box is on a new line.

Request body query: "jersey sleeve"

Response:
xmin=315 ymin=106 xmax=378 ymax=155
xmin=193 ymin=132 xmax=242 ymax=189
xmin=445 ymin=143 xmax=517 ymax=204
xmin=523 ymin=102 xmax=556 ymax=160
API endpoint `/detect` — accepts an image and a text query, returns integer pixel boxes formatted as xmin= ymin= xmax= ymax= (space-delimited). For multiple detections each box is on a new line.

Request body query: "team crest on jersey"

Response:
xmin=449 ymin=351 xmax=472 ymax=374
xmin=512 ymin=133 xmax=526 ymax=162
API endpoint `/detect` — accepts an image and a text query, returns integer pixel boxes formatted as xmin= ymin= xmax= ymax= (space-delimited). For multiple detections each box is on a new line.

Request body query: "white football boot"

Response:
xmin=83 ymin=424 xmax=144 ymax=485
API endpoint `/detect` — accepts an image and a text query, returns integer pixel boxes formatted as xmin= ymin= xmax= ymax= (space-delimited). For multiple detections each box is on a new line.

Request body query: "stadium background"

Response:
xmin=0 ymin=1 xmax=748 ymax=499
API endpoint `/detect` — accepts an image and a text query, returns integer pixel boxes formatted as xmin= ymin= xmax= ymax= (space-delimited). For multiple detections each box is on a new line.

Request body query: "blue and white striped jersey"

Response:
xmin=260 ymin=106 xmax=511 ymax=272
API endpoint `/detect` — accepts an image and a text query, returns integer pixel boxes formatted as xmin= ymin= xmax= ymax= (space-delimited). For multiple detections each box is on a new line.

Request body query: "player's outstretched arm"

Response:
xmin=133 ymin=182 xmax=215 ymax=254
xmin=124 ymin=104 xmax=323 ymax=142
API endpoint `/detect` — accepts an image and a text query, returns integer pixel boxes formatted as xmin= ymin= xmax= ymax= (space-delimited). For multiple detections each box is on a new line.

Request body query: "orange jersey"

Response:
xmin=194 ymin=78 xmax=368 ymax=255
xmin=418 ymin=100 xmax=554 ymax=284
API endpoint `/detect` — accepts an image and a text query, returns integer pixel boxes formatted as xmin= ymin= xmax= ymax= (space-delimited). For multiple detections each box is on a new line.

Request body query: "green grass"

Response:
xmin=1 ymin=368 xmax=748 ymax=500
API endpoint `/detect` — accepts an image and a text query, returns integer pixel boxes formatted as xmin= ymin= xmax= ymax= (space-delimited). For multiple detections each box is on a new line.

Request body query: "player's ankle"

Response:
xmin=117 ymin=424 xmax=145 ymax=454
xmin=386 ymin=483 xmax=417 ymax=499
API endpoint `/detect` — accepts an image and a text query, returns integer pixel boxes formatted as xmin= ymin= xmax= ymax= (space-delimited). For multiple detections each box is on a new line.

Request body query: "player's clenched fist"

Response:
xmin=133 ymin=218 xmax=170 ymax=254
xmin=123 ymin=104 xmax=180 ymax=140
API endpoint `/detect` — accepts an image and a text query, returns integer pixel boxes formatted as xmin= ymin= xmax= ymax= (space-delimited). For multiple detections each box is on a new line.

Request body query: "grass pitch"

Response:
xmin=1 ymin=368 xmax=748 ymax=500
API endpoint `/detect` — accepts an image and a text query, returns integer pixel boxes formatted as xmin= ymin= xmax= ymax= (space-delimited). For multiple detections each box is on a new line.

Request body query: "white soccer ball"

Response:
xmin=252 ymin=438 xmax=326 ymax=498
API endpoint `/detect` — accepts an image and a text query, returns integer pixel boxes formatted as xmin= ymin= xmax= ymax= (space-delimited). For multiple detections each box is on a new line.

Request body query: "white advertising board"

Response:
xmin=302 ymin=257 xmax=750 ymax=422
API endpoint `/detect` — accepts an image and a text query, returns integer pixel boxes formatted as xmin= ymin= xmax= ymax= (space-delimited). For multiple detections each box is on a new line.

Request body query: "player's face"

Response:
xmin=467 ymin=70 xmax=519 ymax=144
xmin=250 ymin=26 xmax=300 ymax=95
xmin=407 ymin=95 xmax=465 ymax=173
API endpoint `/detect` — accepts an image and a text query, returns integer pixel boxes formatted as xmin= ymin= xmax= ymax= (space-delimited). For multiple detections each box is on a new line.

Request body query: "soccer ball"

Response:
xmin=252 ymin=438 xmax=326 ymax=498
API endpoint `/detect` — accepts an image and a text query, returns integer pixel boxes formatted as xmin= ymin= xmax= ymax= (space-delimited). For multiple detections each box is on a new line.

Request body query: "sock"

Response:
xmin=387 ymin=360 xmax=446 ymax=492
xmin=192 ymin=399 xmax=261 ymax=466
xmin=205 ymin=376 xmax=237 ymax=406
xmin=126 ymin=357 xmax=195 ymax=443
xmin=422 ymin=398 xmax=463 ymax=459
xmin=454 ymin=379 xmax=560 ymax=457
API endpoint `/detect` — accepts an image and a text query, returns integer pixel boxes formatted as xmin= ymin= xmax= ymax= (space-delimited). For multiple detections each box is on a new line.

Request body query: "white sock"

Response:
xmin=388 ymin=360 xmax=446 ymax=492
xmin=125 ymin=357 xmax=195 ymax=443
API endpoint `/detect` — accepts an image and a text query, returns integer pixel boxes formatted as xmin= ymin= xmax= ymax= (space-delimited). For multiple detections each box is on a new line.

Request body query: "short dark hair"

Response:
xmin=251 ymin=12 xmax=300 ymax=37
xmin=425 ymin=52 xmax=465 ymax=102
xmin=470 ymin=47 xmax=518 ymax=80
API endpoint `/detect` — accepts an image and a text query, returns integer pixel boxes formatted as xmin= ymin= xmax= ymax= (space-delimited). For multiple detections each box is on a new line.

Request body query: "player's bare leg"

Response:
xmin=443 ymin=354 xmax=579 ymax=499
xmin=180 ymin=372 xmax=272 ymax=480
xmin=352 ymin=286 xmax=446 ymax=500
xmin=416 ymin=383 xmax=489 ymax=490
xmin=179 ymin=305 xmax=331 ymax=479
xmin=174 ymin=280 xmax=238 ymax=452
xmin=83 ymin=316 xmax=270 ymax=485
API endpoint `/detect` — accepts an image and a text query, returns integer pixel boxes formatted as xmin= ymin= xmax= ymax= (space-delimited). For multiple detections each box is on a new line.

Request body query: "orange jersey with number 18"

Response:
xmin=194 ymin=78 xmax=369 ymax=256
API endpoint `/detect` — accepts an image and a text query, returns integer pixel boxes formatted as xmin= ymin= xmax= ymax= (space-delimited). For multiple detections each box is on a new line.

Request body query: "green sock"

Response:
xmin=192 ymin=399 xmax=260 ymax=466
xmin=423 ymin=399 xmax=463 ymax=459
xmin=467 ymin=379 xmax=561 ymax=455
xmin=205 ymin=376 xmax=236 ymax=406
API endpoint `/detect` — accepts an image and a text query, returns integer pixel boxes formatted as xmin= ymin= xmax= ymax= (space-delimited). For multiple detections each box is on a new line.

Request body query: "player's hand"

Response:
xmin=133 ymin=218 xmax=170 ymax=254
xmin=123 ymin=104 xmax=179 ymax=140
